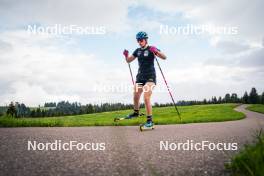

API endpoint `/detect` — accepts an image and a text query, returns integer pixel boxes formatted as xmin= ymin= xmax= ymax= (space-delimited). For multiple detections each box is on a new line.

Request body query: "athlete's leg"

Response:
xmin=134 ymin=83 xmax=143 ymax=110
xmin=143 ymin=82 xmax=155 ymax=116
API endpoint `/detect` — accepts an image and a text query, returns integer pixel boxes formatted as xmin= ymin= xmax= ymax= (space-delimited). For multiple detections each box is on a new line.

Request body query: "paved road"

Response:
xmin=0 ymin=105 xmax=264 ymax=176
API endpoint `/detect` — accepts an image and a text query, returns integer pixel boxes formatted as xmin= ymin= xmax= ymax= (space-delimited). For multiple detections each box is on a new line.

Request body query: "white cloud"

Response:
xmin=210 ymin=39 xmax=251 ymax=54
xmin=141 ymin=0 xmax=264 ymax=48
xmin=186 ymin=0 xmax=263 ymax=44
xmin=0 ymin=0 xmax=133 ymax=33
xmin=0 ymin=30 xmax=134 ymax=106
xmin=162 ymin=63 xmax=264 ymax=100
xmin=138 ymin=0 xmax=264 ymax=98
xmin=204 ymin=47 xmax=264 ymax=68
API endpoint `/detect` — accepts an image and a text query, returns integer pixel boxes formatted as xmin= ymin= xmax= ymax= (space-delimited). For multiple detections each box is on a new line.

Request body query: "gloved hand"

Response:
xmin=123 ymin=49 xmax=129 ymax=58
xmin=149 ymin=46 xmax=158 ymax=55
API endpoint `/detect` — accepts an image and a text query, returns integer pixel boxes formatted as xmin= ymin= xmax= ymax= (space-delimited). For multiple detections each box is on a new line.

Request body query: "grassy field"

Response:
xmin=0 ymin=104 xmax=244 ymax=127
xmin=247 ymin=104 xmax=264 ymax=114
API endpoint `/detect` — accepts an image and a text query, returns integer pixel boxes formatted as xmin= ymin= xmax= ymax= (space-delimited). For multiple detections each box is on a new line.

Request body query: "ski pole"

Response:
xmin=155 ymin=57 xmax=181 ymax=120
xmin=123 ymin=49 xmax=135 ymax=86
xmin=127 ymin=63 xmax=135 ymax=86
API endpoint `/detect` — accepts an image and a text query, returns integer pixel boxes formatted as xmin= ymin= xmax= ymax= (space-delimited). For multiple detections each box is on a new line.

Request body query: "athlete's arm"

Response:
xmin=126 ymin=55 xmax=136 ymax=63
xmin=149 ymin=46 xmax=167 ymax=60
xmin=123 ymin=49 xmax=137 ymax=63
xmin=156 ymin=51 xmax=167 ymax=60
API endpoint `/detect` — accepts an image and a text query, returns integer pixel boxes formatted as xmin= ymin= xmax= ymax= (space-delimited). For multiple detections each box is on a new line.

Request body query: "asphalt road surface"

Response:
xmin=1 ymin=105 xmax=264 ymax=176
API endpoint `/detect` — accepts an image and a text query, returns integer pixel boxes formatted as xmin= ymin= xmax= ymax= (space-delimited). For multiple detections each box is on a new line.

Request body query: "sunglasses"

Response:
xmin=137 ymin=39 xmax=145 ymax=42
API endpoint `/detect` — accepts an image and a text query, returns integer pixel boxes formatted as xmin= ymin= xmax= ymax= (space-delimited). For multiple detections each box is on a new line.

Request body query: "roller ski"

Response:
xmin=114 ymin=111 xmax=144 ymax=122
xmin=139 ymin=121 xmax=154 ymax=131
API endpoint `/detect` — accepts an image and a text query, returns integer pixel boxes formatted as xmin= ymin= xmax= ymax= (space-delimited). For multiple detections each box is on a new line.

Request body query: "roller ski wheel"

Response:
xmin=114 ymin=117 xmax=126 ymax=122
xmin=139 ymin=121 xmax=154 ymax=131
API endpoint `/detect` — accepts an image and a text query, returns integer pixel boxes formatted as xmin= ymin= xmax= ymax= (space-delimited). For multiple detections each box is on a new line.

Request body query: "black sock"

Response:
xmin=134 ymin=109 xmax=139 ymax=115
xmin=147 ymin=115 xmax=152 ymax=122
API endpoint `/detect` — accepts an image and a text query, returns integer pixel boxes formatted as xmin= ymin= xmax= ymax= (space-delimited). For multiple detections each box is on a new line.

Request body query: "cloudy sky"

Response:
xmin=0 ymin=0 xmax=263 ymax=106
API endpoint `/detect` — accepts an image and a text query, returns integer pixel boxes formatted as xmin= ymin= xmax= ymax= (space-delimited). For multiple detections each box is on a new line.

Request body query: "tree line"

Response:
xmin=1 ymin=87 xmax=263 ymax=118
xmin=2 ymin=101 xmax=135 ymax=118
xmin=177 ymin=87 xmax=263 ymax=106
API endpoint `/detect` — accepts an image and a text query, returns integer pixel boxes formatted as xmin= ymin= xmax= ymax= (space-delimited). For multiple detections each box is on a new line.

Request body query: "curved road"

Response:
xmin=0 ymin=105 xmax=264 ymax=176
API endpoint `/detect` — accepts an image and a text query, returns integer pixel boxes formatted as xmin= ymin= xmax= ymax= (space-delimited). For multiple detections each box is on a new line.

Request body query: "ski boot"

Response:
xmin=139 ymin=121 xmax=154 ymax=131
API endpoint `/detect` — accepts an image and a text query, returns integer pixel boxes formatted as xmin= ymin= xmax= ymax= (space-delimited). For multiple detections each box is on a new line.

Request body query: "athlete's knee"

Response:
xmin=143 ymin=83 xmax=155 ymax=93
xmin=134 ymin=83 xmax=143 ymax=92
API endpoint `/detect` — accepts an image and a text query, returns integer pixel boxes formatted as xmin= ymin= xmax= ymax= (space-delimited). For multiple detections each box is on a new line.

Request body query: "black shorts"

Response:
xmin=136 ymin=74 xmax=156 ymax=86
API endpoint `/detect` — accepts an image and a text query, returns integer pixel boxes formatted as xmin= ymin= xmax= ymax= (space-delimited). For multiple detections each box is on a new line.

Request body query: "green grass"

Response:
xmin=226 ymin=130 xmax=264 ymax=176
xmin=247 ymin=104 xmax=264 ymax=114
xmin=0 ymin=104 xmax=244 ymax=127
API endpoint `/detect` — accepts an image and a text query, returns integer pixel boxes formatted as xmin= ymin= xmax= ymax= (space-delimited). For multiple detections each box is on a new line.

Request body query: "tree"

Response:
xmin=30 ymin=110 xmax=36 ymax=117
xmin=14 ymin=102 xmax=30 ymax=117
xmin=224 ymin=93 xmax=231 ymax=103
xmin=249 ymin=87 xmax=259 ymax=104
xmin=231 ymin=93 xmax=239 ymax=103
xmin=36 ymin=108 xmax=42 ymax=117
xmin=44 ymin=102 xmax=56 ymax=107
xmin=242 ymin=91 xmax=249 ymax=104
xmin=218 ymin=96 xmax=222 ymax=103
xmin=212 ymin=96 xmax=217 ymax=104
xmin=260 ymin=92 xmax=264 ymax=104
xmin=6 ymin=102 xmax=17 ymax=117
xmin=86 ymin=104 xmax=94 ymax=113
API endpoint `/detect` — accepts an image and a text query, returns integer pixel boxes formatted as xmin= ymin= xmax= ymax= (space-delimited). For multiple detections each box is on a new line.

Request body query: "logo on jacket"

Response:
xmin=144 ymin=50 xmax=149 ymax=57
